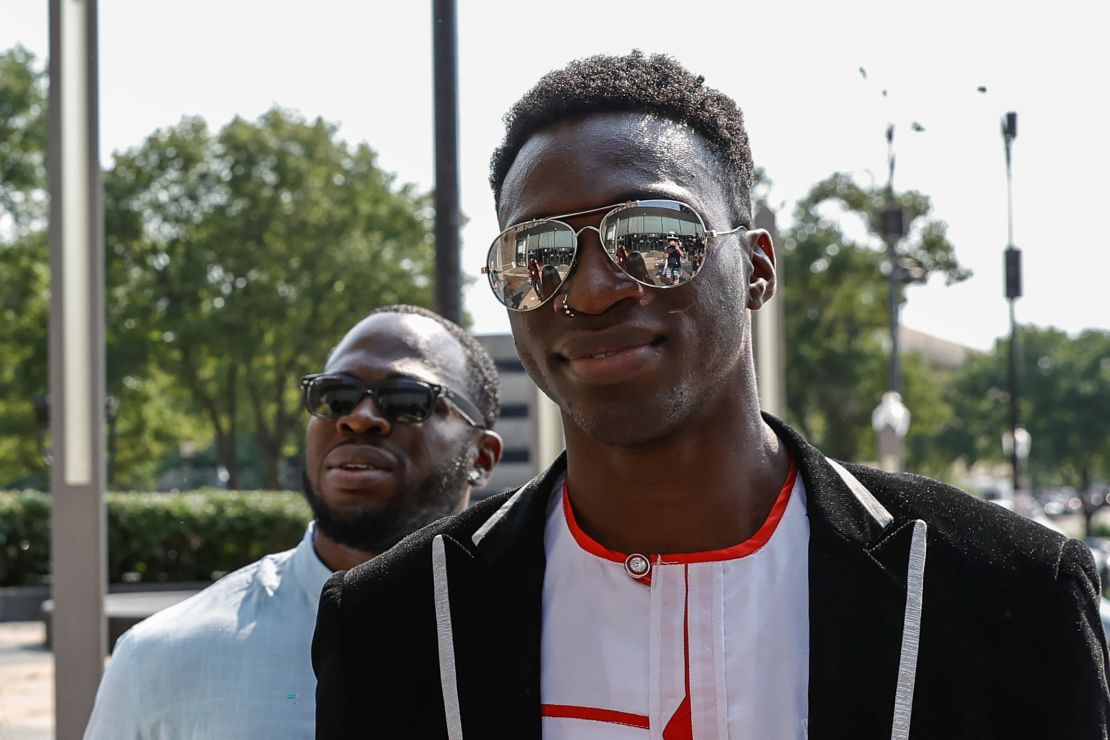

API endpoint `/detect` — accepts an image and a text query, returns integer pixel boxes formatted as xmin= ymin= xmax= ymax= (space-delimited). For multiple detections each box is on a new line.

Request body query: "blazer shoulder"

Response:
xmin=843 ymin=462 xmax=1073 ymax=580
xmin=327 ymin=488 xmax=518 ymax=607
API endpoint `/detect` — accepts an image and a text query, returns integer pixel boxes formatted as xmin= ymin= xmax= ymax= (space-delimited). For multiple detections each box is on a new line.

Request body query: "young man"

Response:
xmin=313 ymin=54 xmax=1109 ymax=739
xmin=84 ymin=305 xmax=503 ymax=739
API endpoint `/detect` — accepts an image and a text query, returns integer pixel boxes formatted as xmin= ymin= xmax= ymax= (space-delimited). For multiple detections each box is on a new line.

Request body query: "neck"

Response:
xmin=312 ymin=530 xmax=377 ymax=572
xmin=562 ymin=391 xmax=790 ymax=556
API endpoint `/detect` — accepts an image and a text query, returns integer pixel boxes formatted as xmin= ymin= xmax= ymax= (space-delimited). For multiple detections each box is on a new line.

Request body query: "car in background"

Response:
xmin=1042 ymin=487 xmax=1083 ymax=517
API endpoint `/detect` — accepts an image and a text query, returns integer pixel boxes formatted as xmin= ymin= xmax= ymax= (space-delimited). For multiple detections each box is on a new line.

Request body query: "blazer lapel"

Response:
xmin=765 ymin=416 xmax=914 ymax=740
xmin=440 ymin=455 xmax=567 ymax=739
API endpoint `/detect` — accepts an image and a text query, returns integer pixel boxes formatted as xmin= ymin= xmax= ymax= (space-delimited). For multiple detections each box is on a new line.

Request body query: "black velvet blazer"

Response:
xmin=313 ymin=416 xmax=1110 ymax=739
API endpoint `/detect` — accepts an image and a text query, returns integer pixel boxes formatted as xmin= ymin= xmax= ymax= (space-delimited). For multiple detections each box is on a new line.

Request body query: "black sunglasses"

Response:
xmin=300 ymin=373 xmax=485 ymax=429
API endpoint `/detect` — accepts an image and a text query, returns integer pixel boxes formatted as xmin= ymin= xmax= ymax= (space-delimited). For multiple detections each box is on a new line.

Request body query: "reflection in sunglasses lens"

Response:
xmin=488 ymin=221 xmax=575 ymax=311
xmin=315 ymin=382 xmax=362 ymax=417
xmin=602 ymin=204 xmax=706 ymax=288
xmin=378 ymin=388 xmax=435 ymax=423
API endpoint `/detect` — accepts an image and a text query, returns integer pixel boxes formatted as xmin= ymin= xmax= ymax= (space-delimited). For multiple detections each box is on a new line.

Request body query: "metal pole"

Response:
xmin=48 ymin=0 xmax=107 ymax=737
xmin=432 ymin=0 xmax=461 ymax=323
xmin=876 ymin=120 xmax=908 ymax=472
xmin=1002 ymin=112 xmax=1021 ymax=496
xmin=887 ymin=236 xmax=902 ymax=396
xmin=1008 ymin=300 xmax=1020 ymax=494
xmin=753 ymin=203 xmax=787 ymax=417
xmin=883 ymin=124 xmax=903 ymax=397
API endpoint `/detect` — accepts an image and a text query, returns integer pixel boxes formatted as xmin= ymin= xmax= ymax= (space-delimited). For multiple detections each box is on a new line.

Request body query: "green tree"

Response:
xmin=779 ymin=173 xmax=969 ymax=469
xmin=105 ymin=109 xmax=436 ymax=488
xmin=0 ymin=46 xmax=49 ymax=487
xmin=947 ymin=327 xmax=1110 ymax=503
xmin=0 ymin=46 xmax=200 ymax=490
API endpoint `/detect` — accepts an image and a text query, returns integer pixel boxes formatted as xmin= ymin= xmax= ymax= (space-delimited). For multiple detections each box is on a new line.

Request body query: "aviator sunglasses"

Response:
xmin=482 ymin=199 xmax=748 ymax=312
xmin=300 ymin=373 xmax=486 ymax=429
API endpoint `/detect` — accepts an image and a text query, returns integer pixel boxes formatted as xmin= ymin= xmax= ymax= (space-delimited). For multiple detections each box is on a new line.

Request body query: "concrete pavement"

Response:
xmin=0 ymin=622 xmax=52 ymax=740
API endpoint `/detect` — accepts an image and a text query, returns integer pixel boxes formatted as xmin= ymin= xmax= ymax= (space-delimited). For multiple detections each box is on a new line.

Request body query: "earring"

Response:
xmin=467 ymin=470 xmax=482 ymax=484
xmin=562 ymin=293 xmax=576 ymax=318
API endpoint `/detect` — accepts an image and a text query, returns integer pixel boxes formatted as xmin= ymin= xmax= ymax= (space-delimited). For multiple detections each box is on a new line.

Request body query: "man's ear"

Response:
xmin=745 ymin=229 xmax=776 ymax=310
xmin=468 ymin=430 xmax=504 ymax=488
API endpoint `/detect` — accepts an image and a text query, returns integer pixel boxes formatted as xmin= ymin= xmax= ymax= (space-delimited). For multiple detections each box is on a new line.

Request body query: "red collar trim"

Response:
xmin=562 ymin=461 xmax=798 ymax=565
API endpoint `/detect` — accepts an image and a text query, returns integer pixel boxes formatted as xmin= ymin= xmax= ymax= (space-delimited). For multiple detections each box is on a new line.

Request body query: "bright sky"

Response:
xmin=4 ymin=0 xmax=1108 ymax=350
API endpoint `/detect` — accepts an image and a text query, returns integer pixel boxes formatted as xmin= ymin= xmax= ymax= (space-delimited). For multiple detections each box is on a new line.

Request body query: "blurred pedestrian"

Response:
xmin=84 ymin=305 xmax=503 ymax=739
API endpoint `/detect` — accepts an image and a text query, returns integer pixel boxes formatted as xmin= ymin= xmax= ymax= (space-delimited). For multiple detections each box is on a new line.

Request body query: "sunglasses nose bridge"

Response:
xmin=563 ymin=225 xmax=643 ymax=313
xmin=336 ymin=390 xmax=392 ymax=437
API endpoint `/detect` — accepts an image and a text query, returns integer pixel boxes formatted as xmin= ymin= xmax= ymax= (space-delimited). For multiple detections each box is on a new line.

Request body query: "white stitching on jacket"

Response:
xmin=826 ymin=457 xmax=894 ymax=528
xmin=472 ymin=489 xmax=526 ymax=546
xmin=891 ymin=520 xmax=928 ymax=740
xmin=432 ymin=535 xmax=464 ymax=740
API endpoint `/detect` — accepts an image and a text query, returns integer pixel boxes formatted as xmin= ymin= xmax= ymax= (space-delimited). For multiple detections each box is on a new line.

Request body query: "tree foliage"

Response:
xmin=0 ymin=46 xmax=49 ymax=487
xmin=779 ymin=173 xmax=969 ymax=472
xmin=0 ymin=46 xmax=437 ymax=490
xmin=946 ymin=326 xmax=1110 ymax=490
xmin=104 ymin=109 xmax=436 ymax=488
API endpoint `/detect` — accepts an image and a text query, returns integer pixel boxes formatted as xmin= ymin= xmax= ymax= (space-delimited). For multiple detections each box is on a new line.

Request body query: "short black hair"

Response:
xmin=490 ymin=51 xmax=755 ymax=219
xmin=368 ymin=304 xmax=501 ymax=429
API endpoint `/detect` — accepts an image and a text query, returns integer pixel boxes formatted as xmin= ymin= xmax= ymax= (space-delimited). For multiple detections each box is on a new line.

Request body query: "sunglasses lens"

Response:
xmin=602 ymin=201 xmax=707 ymax=287
xmin=308 ymin=378 xmax=363 ymax=418
xmin=487 ymin=221 xmax=575 ymax=310
xmin=376 ymin=380 xmax=438 ymax=423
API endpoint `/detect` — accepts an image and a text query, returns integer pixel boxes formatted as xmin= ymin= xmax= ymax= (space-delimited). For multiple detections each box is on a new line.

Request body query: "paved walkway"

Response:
xmin=0 ymin=622 xmax=52 ymax=740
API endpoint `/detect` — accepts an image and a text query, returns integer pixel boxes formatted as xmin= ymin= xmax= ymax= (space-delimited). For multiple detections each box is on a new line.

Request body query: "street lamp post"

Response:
xmin=872 ymin=121 xmax=922 ymax=472
xmin=873 ymin=390 xmax=912 ymax=473
xmin=881 ymin=200 xmax=906 ymax=397
xmin=48 ymin=0 xmax=108 ymax=735
xmin=1002 ymin=425 xmax=1031 ymax=498
xmin=1001 ymin=112 xmax=1022 ymax=498
xmin=432 ymin=0 xmax=461 ymax=324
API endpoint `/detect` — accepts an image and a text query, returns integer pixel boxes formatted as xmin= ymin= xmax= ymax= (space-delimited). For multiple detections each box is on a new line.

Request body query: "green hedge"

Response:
xmin=0 ymin=489 xmax=310 ymax=587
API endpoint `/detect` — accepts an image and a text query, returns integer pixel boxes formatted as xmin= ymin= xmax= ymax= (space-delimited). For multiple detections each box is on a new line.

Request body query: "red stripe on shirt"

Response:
xmin=542 ymin=704 xmax=650 ymax=729
xmin=562 ymin=461 xmax=798 ymax=565
xmin=663 ymin=564 xmax=694 ymax=740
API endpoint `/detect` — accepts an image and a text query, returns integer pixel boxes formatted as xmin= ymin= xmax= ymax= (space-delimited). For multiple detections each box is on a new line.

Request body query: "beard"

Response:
xmin=301 ymin=437 xmax=473 ymax=555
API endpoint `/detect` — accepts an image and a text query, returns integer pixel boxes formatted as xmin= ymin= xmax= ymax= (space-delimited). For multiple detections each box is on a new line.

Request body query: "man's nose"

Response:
xmin=563 ymin=228 xmax=642 ymax=315
xmin=336 ymin=395 xmax=392 ymax=438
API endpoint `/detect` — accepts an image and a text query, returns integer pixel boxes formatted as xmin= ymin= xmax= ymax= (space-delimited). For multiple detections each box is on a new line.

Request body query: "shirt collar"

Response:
xmin=292 ymin=521 xmax=333 ymax=602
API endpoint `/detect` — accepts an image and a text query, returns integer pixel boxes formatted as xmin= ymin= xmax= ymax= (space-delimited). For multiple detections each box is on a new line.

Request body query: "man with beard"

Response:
xmin=84 ymin=304 xmax=503 ymax=739
xmin=314 ymin=53 xmax=1108 ymax=739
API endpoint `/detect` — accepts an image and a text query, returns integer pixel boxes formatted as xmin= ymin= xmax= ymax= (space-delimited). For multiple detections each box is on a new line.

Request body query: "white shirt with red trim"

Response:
xmin=540 ymin=466 xmax=809 ymax=740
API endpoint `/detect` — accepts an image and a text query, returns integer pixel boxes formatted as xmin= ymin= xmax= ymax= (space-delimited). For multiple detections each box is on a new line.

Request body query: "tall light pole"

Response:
xmin=432 ymin=0 xmax=461 ymax=323
xmin=860 ymin=70 xmax=926 ymax=472
xmin=1001 ymin=111 xmax=1023 ymax=495
xmin=48 ymin=0 xmax=107 ymax=736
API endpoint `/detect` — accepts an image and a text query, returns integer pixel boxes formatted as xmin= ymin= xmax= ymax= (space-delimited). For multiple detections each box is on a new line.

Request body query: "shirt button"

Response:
xmin=624 ymin=553 xmax=651 ymax=579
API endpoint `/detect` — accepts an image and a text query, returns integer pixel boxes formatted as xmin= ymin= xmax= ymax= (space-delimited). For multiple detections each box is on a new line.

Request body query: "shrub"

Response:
xmin=0 ymin=489 xmax=310 ymax=587
xmin=0 ymin=491 xmax=52 ymax=586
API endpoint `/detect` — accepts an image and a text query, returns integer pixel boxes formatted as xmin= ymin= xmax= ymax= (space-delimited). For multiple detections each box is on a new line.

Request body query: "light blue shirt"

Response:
xmin=83 ymin=523 xmax=332 ymax=739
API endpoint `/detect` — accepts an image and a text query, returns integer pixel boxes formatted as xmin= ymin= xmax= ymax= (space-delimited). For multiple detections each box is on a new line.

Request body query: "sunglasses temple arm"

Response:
xmin=443 ymin=389 xmax=486 ymax=429
xmin=706 ymin=225 xmax=748 ymax=238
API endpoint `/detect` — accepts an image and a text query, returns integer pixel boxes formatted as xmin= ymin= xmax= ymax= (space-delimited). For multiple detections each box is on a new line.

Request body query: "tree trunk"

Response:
xmin=222 ymin=364 xmax=240 ymax=488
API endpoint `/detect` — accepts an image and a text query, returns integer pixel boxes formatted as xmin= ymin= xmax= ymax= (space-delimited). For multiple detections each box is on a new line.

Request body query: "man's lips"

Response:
xmin=325 ymin=444 xmax=396 ymax=471
xmin=556 ymin=326 xmax=665 ymax=386
xmin=556 ymin=326 xmax=662 ymax=362
xmin=324 ymin=444 xmax=397 ymax=488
